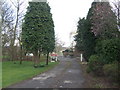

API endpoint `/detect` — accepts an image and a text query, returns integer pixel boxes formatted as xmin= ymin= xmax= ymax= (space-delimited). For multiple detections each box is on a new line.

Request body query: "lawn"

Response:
xmin=2 ymin=61 xmax=59 ymax=88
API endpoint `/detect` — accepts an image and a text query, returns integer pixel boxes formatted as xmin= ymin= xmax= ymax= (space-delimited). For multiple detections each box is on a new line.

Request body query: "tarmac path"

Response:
xmin=8 ymin=56 xmax=85 ymax=88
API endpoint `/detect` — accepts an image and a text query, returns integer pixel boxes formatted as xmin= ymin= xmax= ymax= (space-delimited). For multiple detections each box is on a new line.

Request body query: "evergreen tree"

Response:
xmin=75 ymin=1 xmax=119 ymax=61
xmin=91 ymin=2 xmax=119 ymax=39
xmin=75 ymin=18 xmax=86 ymax=52
xmin=82 ymin=2 xmax=97 ymax=61
xmin=22 ymin=2 xmax=55 ymax=66
xmin=75 ymin=2 xmax=96 ymax=61
xmin=42 ymin=20 xmax=55 ymax=65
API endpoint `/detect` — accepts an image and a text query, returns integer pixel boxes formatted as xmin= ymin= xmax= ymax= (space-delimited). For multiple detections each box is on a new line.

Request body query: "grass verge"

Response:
xmin=78 ymin=61 xmax=119 ymax=88
xmin=2 ymin=61 xmax=59 ymax=88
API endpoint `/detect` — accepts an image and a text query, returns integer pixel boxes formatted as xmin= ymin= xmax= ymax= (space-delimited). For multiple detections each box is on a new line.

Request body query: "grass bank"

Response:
xmin=78 ymin=61 xmax=118 ymax=88
xmin=2 ymin=61 xmax=59 ymax=88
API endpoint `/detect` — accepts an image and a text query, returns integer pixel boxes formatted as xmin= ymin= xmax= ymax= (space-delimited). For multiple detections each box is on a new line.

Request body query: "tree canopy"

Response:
xmin=74 ymin=1 xmax=119 ymax=61
xmin=22 ymin=2 xmax=55 ymax=66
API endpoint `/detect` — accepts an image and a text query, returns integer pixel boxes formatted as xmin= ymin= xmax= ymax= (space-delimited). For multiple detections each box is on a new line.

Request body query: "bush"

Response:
xmin=103 ymin=62 xmax=119 ymax=82
xmin=86 ymin=66 xmax=92 ymax=73
xmin=101 ymin=38 xmax=120 ymax=64
xmin=95 ymin=39 xmax=103 ymax=54
xmin=87 ymin=55 xmax=104 ymax=76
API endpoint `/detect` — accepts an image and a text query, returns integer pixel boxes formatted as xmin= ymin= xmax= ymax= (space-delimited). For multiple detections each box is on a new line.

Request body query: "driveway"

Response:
xmin=8 ymin=56 xmax=85 ymax=88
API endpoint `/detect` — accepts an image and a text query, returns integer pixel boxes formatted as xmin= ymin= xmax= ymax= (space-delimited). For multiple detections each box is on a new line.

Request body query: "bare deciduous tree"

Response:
xmin=1 ymin=0 xmax=26 ymax=61
xmin=1 ymin=1 xmax=14 ymax=47
xmin=54 ymin=35 xmax=65 ymax=55
xmin=9 ymin=0 xmax=26 ymax=62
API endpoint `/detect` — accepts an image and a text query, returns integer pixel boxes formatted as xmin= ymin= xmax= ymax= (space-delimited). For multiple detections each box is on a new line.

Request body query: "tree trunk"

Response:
xmin=33 ymin=51 xmax=39 ymax=67
xmin=20 ymin=45 xmax=22 ymax=64
xmin=10 ymin=38 xmax=16 ymax=64
xmin=38 ymin=51 xmax=41 ymax=64
xmin=46 ymin=52 xmax=49 ymax=65
xmin=11 ymin=45 xmax=16 ymax=64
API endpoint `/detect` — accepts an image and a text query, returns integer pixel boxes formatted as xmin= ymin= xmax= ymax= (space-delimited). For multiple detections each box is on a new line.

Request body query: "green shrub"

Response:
xmin=95 ymin=39 xmax=103 ymax=55
xmin=88 ymin=55 xmax=103 ymax=76
xmin=100 ymin=38 xmax=120 ymax=64
xmin=94 ymin=84 xmax=105 ymax=88
xmin=95 ymin=38 xmax=120 ymax=64
xmin=103 ymin=62 xmax=119 ymax=82
xmin=86 ymin=66 xmax=91 ymax=73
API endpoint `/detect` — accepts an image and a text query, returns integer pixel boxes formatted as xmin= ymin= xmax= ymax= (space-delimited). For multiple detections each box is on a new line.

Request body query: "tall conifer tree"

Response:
xmin=22 ymin=2 xmax=55 ymax=66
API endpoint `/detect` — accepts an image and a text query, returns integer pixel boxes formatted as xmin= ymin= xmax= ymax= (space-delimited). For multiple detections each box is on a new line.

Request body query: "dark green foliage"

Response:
xmin=22 ymin=2 xmax=55 ymax=54
xmin=22 ymin=2 xmax=44 ymax=52
xmin=87 ymin=55 xmax=104 ymax=76
xmin=102 ymin=38 xmax=120 ymax=63
xmin=96 ymin=38 xmax=120 ymax=64
xmin=64 ymin=49 xmax=70 ymax=52
xmin=89 ymin=38 xmax=120 ymax=77
xmin=103 ymin=62 xmax=119 ymax=82
xmin=75 ymin=2 xmax=120 ymax=82
xmin=75 ymin=2 xmax=97 ymax=61
xmin=82 ymin=27 xmax=96 ymax=61
xmin=75 ymin=18 xmax=86 ymax=51
xmin=22 ymin=2 xmax=55 ymax=65
xmin=75 ymin=7 xmax=96 ymax=61
xmin=95 ymin=39 xmax=103 ymax=54
xmin=86 ymin=67 xmax=91 ymax=73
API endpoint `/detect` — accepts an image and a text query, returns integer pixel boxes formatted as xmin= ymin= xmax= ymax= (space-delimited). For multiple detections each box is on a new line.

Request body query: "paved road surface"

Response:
xmin=8 ymin=56 xmax=85 ymax=88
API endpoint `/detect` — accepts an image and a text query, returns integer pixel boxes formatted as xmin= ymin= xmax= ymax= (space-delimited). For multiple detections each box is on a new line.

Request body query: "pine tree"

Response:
xmin=75 ymin=2 xmax=97 ymax=61
xmin=82 ymin=2 xmax=97 ymax=61
xmin=75 ymin=18 xmax=86 ymax=51
xmin=22 ymin=2 xmax=55 ymax=66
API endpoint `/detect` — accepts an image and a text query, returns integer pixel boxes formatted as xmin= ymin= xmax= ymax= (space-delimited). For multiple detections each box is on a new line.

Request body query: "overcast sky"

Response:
xmin=47 ymin=0 xmax=94 ymax=47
